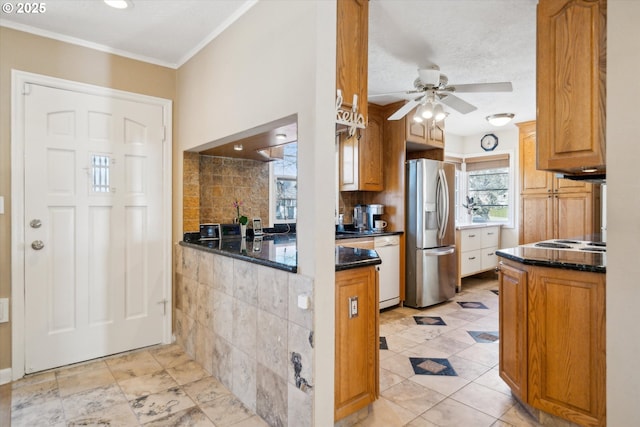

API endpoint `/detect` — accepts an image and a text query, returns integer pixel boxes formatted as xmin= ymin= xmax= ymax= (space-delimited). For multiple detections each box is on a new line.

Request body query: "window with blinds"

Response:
xmin=465 ymin=154 xmax=510 ymax=223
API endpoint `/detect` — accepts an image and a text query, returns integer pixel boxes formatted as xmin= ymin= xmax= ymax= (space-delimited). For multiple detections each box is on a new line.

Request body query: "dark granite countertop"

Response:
xmin=335 ymin=230 xmax=403 ymax=240
xmin=496 ymin=246 xmax=606 ymax=273
xmin=181 ymin=233 xmax=382 ymax=273
xmin=334 ymin=246 xmax=381 ymax=271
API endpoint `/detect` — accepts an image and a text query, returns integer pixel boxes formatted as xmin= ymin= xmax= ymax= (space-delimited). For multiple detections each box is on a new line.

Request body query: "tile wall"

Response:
xmin=182 ymin=153 xmax=271 ymax=232
xmin=174 ymin=244 xmax=313 ymax=427
xmin=183 ymin=152 xmax=201 ymax=232
xmin=199 ymin=156 xmax=269 ymax=225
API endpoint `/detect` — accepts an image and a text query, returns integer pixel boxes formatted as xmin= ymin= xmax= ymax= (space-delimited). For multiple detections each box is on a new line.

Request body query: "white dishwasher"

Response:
xmin=375 ymin=235 xmax=400 ymax=309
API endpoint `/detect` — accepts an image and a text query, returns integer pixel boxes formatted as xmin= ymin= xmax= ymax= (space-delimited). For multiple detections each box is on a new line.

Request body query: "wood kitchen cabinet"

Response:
xmin=498 ymin=258 xmax=606 ymax=427
xmin=339 ymin=103 xmax=384 ymax=191
xmin=335 ymin=266 xmax=379 ymax=421
xmin=456 ymin=225 xmax=501 ymax=290
xmin=518 ymin=121 xmax=598 ymax=244
xmin=406 ymin=116 xmax=445 ymax=150
xmin=336 ymin=0 xmax=368 ymax=120
xmin=536 ymin=0 xmax=606 ymax=175
xmin=498 ymin=261 xmax=527 ymax=401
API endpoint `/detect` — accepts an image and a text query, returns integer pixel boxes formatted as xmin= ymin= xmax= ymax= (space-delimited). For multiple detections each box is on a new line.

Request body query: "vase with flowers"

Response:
xmin=233 ymin=199 xmax=248 ymax=238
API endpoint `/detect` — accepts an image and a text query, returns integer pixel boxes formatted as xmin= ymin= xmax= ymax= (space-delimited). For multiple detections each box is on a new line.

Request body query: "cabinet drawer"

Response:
xmin=482 ymin=227 xmax=500 ymax=247
xmin=481 ymin=246 xmax=499 ymax=270
xmin=461 ymin=250 xmax=482 ymax=276
xmin=461 ymin=229 xmax=482 ymax=251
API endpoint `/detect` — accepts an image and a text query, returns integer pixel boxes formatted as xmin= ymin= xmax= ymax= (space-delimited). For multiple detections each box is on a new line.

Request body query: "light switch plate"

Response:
xmin=0 ymin=298 xmax=8 ymax=323
xmin=349 ymin=296 xmax=358 ymax=318
xmin=0 ymin=196 xmax=4 ymax=214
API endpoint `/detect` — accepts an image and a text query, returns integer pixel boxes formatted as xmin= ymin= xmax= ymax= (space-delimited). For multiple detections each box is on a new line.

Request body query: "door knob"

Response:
xmin=31 ymin=240 xmax=44 ymax=250
xmin=30 ymin=219 xmax=42 ymax=228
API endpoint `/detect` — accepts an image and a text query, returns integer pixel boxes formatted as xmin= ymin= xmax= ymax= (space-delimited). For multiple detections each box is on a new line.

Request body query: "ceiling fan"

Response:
xmin=371 ymin=66 xmax=513 ymax=121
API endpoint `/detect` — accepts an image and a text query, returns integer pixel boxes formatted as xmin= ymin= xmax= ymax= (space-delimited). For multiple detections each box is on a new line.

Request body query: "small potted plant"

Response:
xmin=233 ymin=199 xmax=248 ymax=238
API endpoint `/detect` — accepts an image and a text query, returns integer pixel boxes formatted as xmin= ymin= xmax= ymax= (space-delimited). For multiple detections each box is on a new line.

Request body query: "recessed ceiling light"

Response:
xmin=104 ymin=0 xmax=132 ymax=9
xmin=486 ymin=113 xmax=515 ymax=126
xmin=233 ymin=144 xmax=243 ymax=151
xmin=276 ymin=133 xmax=287 ymax=140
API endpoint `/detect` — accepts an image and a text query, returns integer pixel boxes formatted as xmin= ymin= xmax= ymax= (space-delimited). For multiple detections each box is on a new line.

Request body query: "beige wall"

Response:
xmin=175 ymin=2 xmax=337 ymax=425
xmin=0 ymin=27 xmax=176 ymax=372
xmin=606 ymin=0 xmax=640 ymax=423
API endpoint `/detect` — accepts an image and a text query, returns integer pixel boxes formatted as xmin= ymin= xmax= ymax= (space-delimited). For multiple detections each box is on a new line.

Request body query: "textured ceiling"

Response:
xmin=368 ymin=0 xmax=537 ymax=136
xmin=0 ymin=0 xmax=537 ymax=136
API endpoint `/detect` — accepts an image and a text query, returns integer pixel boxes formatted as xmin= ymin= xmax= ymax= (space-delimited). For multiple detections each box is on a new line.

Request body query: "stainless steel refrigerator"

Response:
xmin=405 ymin=158 xmax=457 ymax=308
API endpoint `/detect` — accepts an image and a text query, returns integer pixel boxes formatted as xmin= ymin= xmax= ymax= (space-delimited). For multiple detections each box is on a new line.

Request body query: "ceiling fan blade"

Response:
xmin=446 ymin=82 xmax=513 ymax=93
xmin=368 ymin=89 xmax=423 ymax=98
xmin=438 ymin=93 xmax=477 ymax=114
xmin=387 ymin=97 xmax=424 ymax=120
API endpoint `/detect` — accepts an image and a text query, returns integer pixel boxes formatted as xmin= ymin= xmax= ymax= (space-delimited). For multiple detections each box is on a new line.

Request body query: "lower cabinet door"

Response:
xmin=335 ymin=267 xmax=379 ymax=420
xmin=498 ymin=261 xmax=528 ymax=400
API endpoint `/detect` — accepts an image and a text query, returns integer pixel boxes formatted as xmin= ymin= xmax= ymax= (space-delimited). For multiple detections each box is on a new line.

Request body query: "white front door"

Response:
xmin=23 ymin=83 xmax=168 ymax=373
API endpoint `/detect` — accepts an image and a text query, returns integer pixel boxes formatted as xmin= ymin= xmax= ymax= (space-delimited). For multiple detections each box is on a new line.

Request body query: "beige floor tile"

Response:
xmin=182 ymin=375 xmax=231 ymax=405
xmin=421 ymin=335 xmax=473 ymax=357
xmin=400 ymin=343 xmax=450 ymax=360
xmin=450 ymin=382 xmax=515 ymax=419
xmin=118 ymin=369 xmax=179 ymax=400
xmin=381 ymin=379 xmax=446 ymax=416
xmin=474 ymin=367 xmax=512 ymax=396
xmin=199 ymin=394 xmax=254 ymax=426
xmin=142 ymin=406 xmax=215 ymax=426
xmin=55 ymin=359 xmax=108 ymax=379
xmin=130 ymin=386 xmax=196 ymax=424
xmin=404 ymin=416 xmax=440 ymax=427
xmin=380 ymin=353 xmax=417 ymax=379
xmin=11 ymin=396 xmax=65 ymax=427
xmin=11 ymin=371 xmax=56 ymax=390
xmin=66 ymin=401 xmax=139 ymax=426
xmin=150 ymin=344 xmax=192 ymax=369
xmin=447 ymin=355 xmax=492 ymax=381
xmin=231 ymin=415 xmax=271 ymax=427
xmin=57 ymin=366 xmax=116 ymax=397
xmin=11 ymin=378 xmax=59 ymax=411
xmin=380 ymin=368 xmax=405 ymax=392
xmin=61 ymin=383 xmax=128 ymax=420
xmin=421 ymin=397 xmax=497 ymax=426
xmin=106 ymin=351 xmax=164 ymax=381
xmin=455 ymin=343 xmax=499 ymax=368
xmin=166 ymin=360 xmax=209 ymax=386
xmin=409 ymin=372 xmax=471 ymax=397
xmin=356 ymin=397 xmax=420 ymax=427
xmin=384 ymin=334 xmax=420 ymax=353
xmin=499 ymin=403 xmax=544 ymax=427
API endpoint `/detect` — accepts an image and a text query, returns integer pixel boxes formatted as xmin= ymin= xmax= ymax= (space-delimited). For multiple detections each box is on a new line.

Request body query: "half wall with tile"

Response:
xmin=174 ymin=244 xmax=313 ymax=427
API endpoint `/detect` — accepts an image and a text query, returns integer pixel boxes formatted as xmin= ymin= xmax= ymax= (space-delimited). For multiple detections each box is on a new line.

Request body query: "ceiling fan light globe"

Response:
xmin=433 ymin=104 xmax=446 ymax=122
xmin=420 ymin=102 xmax=434 ymax=119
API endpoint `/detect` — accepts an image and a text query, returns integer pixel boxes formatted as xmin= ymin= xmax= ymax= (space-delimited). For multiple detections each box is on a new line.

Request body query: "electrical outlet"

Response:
xmin=0 ymin=298 xmax=8 ymax=323
xmin=349 ymin=296 xmax=358 ymax=318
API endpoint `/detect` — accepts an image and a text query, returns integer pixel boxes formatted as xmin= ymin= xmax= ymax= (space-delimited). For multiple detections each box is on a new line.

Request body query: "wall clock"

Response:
xmin=480 ymin=133 xmax=499 ymax=151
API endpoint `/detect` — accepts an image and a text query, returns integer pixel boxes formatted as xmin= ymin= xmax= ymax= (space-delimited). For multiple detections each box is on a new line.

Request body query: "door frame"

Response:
xmin=11 ymin=70 xmax=173 ymax=380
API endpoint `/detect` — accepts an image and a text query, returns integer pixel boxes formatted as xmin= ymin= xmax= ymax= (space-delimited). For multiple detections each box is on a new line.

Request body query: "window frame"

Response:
xmin=449 ymin=149 xmax=515 ymax=228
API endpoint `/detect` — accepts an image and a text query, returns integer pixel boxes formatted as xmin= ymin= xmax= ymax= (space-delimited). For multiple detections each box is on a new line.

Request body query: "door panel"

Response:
xmin=24 ymin=83 xmax=166 ymax=373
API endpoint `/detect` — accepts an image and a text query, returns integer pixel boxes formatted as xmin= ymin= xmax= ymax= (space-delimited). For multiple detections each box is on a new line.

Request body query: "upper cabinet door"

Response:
xmin=536 ymin=0 xmax=606 ymax=175
xmin=336 ymin=0 xmax=369 ymax=120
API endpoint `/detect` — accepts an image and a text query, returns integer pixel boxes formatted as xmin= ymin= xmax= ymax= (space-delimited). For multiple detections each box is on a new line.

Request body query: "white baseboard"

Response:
xmin=0 ymin=367 xmax=12 ymax=385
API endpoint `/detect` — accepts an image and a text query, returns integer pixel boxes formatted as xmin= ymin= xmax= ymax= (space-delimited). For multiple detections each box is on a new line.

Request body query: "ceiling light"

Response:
xmin=233 ymin=144 xmax=243 ymax=151
xmin=420 ymin=101 xmax=435 ymax=119
xmin=486 ymin=113 xmax=515 ymax=126
xmin=276 ymin=133 xmax=286 ymax=140
xmin=104 ymin=0 xmax=132 ymax=9
xmin=433 ymin=104 xmax=446 ymax=122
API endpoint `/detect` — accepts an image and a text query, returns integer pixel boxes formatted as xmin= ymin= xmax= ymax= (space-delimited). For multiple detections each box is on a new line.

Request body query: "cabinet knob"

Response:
xmin=469 ymin=234 xmax=476 ymax=238
xmin=468 ymin=256 xmax=476 ymax=260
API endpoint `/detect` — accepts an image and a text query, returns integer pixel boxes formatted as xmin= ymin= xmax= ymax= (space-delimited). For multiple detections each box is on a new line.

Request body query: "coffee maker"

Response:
xmin=367 ymin=204 xmax=385 ymax=231
xmin=353 ymin=204 xmax=368 ymax=231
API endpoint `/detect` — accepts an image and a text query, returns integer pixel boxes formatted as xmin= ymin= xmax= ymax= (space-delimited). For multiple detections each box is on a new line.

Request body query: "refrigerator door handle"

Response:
xmin=421 ymin=247 xmax=455 ymax=256
xmin=437 ymin=169 xmax=449 ymax=240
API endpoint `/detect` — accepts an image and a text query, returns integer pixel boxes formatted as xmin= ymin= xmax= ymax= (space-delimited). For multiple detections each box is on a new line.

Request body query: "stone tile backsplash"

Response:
xmin=174 ymin=244 xmax=314 ymax=427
